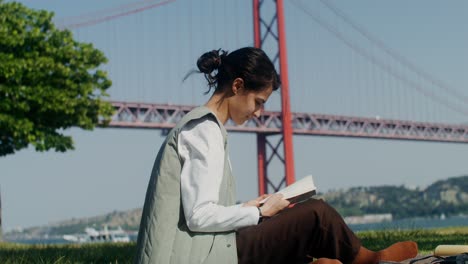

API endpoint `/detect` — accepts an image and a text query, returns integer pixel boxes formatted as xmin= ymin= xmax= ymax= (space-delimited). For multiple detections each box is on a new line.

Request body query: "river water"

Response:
xmin=348 ymin=215 xmax=467 ymax=232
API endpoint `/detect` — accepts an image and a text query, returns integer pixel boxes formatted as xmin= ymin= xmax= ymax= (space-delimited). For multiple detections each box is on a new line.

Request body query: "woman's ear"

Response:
xmin=231 ymin=78 xmax=244 ymax=95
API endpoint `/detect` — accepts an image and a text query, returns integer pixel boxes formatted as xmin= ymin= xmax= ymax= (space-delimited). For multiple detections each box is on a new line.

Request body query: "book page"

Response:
xmin=260 ymin=175 xmax=316 ymax=204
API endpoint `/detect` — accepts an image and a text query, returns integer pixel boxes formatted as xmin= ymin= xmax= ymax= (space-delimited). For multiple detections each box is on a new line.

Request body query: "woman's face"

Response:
xmin=228 ymin=80 xmax=273 ymax=125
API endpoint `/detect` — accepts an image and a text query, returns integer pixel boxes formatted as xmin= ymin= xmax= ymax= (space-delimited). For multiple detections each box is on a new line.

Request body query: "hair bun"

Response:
xmin=197 ymin=49 xmax=226 ymax=74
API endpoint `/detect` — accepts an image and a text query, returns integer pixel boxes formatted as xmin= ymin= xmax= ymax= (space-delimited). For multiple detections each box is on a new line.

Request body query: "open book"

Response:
xmin=260 ymin=175 xmax=317 ymax=204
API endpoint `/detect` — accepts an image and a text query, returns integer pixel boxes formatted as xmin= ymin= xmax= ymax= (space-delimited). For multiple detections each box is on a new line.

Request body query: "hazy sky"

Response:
xmin=1 ymin=0 xmax=468 ymax=231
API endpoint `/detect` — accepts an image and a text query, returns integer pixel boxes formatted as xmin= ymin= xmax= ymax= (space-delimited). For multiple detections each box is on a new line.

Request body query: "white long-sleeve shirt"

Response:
xmin=178 ymin=116 xmax=259 ymax=232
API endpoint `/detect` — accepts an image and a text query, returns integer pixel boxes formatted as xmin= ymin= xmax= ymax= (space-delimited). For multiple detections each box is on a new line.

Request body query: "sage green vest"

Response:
xmin=134 ymin=106 xmax=238 ymax=264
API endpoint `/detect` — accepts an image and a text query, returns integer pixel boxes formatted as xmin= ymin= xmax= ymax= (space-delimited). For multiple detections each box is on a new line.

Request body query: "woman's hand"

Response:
xmin=242 ymin=194 xmax=270 ymax=207
xmin=259 ymin=193 xmax=290 ymax=217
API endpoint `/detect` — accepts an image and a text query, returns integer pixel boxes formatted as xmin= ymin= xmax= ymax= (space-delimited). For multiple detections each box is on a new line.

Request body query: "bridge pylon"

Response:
xmin=253 ymin=0 xmax=295 ymax=194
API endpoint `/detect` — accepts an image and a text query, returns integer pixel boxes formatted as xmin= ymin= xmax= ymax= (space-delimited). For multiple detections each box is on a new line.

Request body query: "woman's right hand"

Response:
xmin=259 ymin=193 xmax=290 ymax=217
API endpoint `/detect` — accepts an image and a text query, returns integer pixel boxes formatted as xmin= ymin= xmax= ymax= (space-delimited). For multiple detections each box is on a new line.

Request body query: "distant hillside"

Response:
xmin=5 ymin=175 xmax=468 ymax=239
xmin=322 ymin=175 xmax=468 ymax=219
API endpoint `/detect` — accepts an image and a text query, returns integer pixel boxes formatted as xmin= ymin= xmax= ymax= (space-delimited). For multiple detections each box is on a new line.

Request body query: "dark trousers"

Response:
xmin=236 ymin=198 xmax=361 ymax=264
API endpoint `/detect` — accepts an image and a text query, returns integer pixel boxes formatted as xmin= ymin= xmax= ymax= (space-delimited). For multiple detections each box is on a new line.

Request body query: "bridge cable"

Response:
xmin=57 ymin=0 xmax=176 ymax=29
xmin=319 ymin=0 xmax=468 ymax=106
xmin=289 ymin=0 xmax=468 ymax=117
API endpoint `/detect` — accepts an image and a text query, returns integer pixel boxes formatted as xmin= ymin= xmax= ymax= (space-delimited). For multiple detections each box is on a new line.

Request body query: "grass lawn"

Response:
xmin=358 ymin=226 xmax=468 ymax=254
xmin=1 ymin=227 xmax=467 ymax=263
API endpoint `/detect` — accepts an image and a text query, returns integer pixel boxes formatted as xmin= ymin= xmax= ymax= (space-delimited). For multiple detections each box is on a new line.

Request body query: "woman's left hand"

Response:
xmin=242 ymin=194 xmax=271 ymax=207
xmin=259 ymin=193 xmax=290 ymax=217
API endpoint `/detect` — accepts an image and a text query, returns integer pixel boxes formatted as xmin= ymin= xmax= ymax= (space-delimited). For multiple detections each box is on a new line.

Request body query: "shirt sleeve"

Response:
xmin=178 ymin=117 xmax=259 ymax=232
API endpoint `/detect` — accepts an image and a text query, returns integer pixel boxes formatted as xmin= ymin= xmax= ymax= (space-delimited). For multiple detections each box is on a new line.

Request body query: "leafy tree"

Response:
xmin=0 ymin=1 xmax=113 ymax=156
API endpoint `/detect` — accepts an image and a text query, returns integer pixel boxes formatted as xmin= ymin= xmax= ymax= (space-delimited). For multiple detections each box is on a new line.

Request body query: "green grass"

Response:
xmin=0 ymin=242 xmax=135 ymax=264
xmin=1 ymin=227 xmax=467 ymax=263
xmin=358 ymin=227 xmax=468 ymax=254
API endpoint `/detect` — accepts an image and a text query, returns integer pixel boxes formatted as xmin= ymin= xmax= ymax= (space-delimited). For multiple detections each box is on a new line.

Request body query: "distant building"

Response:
xmin=344 ymin=213 xmax=393 ymax=225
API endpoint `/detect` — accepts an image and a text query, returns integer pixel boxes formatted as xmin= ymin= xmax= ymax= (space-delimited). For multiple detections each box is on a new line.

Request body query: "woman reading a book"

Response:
xmin=134 ymin=47 xmax=418 ymax=264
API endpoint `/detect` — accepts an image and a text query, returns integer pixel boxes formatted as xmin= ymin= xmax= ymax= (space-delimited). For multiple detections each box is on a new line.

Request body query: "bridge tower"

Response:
xmin=253 ymin=0 xmax=295 ymax=194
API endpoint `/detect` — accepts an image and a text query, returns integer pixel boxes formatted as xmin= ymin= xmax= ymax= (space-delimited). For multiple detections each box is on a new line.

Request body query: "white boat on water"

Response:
xmin=63 ymin=225 xmax=131 ymax=243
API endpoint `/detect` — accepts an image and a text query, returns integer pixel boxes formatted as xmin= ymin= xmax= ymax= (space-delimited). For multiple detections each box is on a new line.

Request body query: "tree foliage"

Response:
xmin=0 ymin=1 xmax=113 ymax=156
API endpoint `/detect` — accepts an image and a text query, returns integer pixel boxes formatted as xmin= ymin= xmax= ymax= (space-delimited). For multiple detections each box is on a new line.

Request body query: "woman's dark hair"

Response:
xmin=194 ymin=47 xmax=280 ymax=94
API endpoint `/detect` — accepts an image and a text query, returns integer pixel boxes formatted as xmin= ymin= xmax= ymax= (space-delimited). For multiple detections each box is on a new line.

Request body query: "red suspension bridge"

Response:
xmin=55 ymin=0 xmax=468 ymax=194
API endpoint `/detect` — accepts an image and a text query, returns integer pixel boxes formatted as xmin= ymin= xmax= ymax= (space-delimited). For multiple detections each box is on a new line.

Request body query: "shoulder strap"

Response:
xmin=408 ymin=255 xmax=436 ymax=264
xmin=409 ymin=253 xmax=468 ymax=264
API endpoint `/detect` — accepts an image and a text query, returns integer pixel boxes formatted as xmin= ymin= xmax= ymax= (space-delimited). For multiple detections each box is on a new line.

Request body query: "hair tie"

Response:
xmin=212 ymin=49 xmax=223 ymax=69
